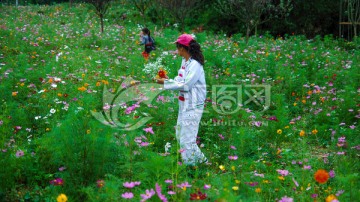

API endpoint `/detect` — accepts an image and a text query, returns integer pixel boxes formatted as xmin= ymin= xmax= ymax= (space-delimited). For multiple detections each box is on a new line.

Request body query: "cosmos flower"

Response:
xmin=314 ymin=169 xmax=329 ymax=184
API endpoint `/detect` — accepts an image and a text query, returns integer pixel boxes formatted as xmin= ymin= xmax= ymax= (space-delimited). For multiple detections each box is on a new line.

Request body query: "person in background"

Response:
xmin=156 ymin=34 xmax=208 ymax=166
xmin=139 ymin=27 xmax=153 ymax=60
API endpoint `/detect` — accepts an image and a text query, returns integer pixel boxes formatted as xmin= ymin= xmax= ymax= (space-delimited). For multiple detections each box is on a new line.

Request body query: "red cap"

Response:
xmin=175 ymin=34 xmax=193 ymax=46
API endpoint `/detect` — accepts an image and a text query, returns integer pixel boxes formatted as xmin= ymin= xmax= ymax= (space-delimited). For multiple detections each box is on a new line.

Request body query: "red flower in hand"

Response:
xmin=158 ymin=69 xmax=167 ymax=78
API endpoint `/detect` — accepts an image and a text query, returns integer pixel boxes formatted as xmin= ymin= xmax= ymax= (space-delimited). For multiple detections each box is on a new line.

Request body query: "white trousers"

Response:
xmin=176 ymin=102 xmax=207 ymax=165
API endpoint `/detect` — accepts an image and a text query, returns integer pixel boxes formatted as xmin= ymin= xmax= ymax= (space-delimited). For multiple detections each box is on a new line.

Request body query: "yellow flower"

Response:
xmin=235 ymin=180 xmax=241 ymax=184
xmin=284 ymin=125 xmax=290 ymax=129
xmin=293 ymin=102 xmax=297 ymax=106
xmin=12 ymin=92 xmax=18 ymax=96
xmin=57 ymin=93 xmax=62 ymax=97
xmin=96 ymin=81 xmax=101 ymax=86
xmin=255 ymin=188 xmax=261 ymax=193
xmin=299 ymin=130 xmax=305 ymax=137
xmin=278 ymin=176 xmax=285 ymax=181
xmin=232 ymin=186 xmax=239 ymax=191
xmin=325 ymin=194 xmax=337 ymax=202
xmin=231 ymin=166 xmax=235 ymax=171
xmin=219 ymin=165 xmax=225 ymax=171
xmin=78 ymin=86 xmax=87 ymax=91
xmin=262 ymin=180 xmax=270 ymax=184
xmin=277 ymin=129 xmax=282 ymax=134
xmin=312 ymin=129 xmax=318 ymax=135
xmin=86 ymin=130 xmax=91 ymax=134
xmin=302 ymin=99 xmax=306 ymax=104
xmin=57 ymin=193 xmax=68 ymax=202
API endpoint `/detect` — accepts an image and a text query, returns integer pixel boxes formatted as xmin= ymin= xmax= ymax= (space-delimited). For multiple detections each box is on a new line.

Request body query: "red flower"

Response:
xmin=190 ymin=191 xmax=207 ymax=200
xmin=314 ymin=169 xmax=329 ymax=184
xmin=158 ymin=69 xmax=167 ymax=78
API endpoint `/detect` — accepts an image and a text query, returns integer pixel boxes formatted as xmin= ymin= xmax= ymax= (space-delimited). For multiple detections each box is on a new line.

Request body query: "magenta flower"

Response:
xmin=16 ymin=150 xmax=24 ymax=158
xmin=50 ymin=178 xmax=64 ymax=186
xmin=230 ymin=145 xmax=237 ymax=150
xmin=204 ymin=184 xmax=211 ymax=190
xmin=167 ymin=191 xmax=176 ymax=195
xmin=329 ymin=170 xmax=335 ymax=178
xmin=121 ymin=192 xmax=134 ymax=199
xmin=143 ymin=127 xmax=154 ymax=134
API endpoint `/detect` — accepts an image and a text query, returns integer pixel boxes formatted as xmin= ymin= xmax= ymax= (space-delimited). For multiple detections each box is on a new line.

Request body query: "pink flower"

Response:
xmin=121 ymin=192 xmax=134 ymax=199
xmin=303 ymin=165 xmax=312 ymax=170
xmin=228 ymin=156 xmax=238 ymax=160
xmin=278 ymin=196 xmax=293 ymax=202
xmin=292 ymin=178 xmax=299 ymax=187
xmin=123 ymin=181 xmax=140 ymax=188
xmin=167 ymin=191 xmax=176 ymax=195
xmin=176 ymin=182 xmax=192 ymax=190
xmin=140 ymin=142 xmax=149 ymax=147
xmin=204 ymin=184 xmax=211 ymax=190
xmin=164 ymin=179 xmax=173 ymax=184
xmin=276 ymin=169 xmax=289 ymax=176
xmin=16 ymin=150 xmax=24 ymax=158
xmin=155 ymin=183 xmax=168 ymax=202
xmin=230 ymin=145 xmax=237 ymax=150
xmin=143 ymin=127 xmax=154 ymax=134
xmin=218 ymin=134 xmax=224 ymax=139
xmin=140 ymin=189 xmax=155 ymax=201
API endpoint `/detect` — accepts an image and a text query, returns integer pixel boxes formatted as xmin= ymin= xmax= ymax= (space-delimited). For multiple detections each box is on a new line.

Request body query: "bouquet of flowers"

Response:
xmin=143 ymin=53 xmax=170 ymax=79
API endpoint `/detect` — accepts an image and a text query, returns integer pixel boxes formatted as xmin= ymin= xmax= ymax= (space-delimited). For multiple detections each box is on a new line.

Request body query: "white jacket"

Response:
xmin=164 ymin=58 xmax=206 ymax=112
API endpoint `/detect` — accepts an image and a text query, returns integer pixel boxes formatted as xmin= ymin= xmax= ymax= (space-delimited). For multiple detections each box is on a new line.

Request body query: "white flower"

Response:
xmin=165 ymin=142 xmax=171 ymax=153
xmin=50 ymin=109 xmax=56 ymax=114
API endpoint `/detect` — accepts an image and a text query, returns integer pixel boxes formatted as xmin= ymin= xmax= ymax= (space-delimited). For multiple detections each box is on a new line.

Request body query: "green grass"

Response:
xmin=0 ymin=3 xmax=359 ymax=202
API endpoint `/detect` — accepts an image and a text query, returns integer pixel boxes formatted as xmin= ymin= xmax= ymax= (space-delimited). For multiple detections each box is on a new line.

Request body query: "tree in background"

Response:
xmin=85 ymin=0 xmax=112 ymax=33
xmin=347 ymin=0 xmax=360 ymax=37
xmin=216 ymin=0 xmax=292 ymax=43
xmin=155 ymin=0 xmax=203 ymax=32
xmin=127 ymin=0 xmax=153 ymax=22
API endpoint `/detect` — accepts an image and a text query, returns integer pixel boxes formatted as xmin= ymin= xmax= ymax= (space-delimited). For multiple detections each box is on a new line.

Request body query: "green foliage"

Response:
xmin=0 ymin=3 xmax=359 ymax=202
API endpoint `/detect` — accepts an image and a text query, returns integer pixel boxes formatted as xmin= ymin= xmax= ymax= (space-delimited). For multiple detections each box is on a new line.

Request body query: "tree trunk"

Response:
xmin=101 ymin=17 xmax=104 ymax=33
xmin=246 ymin=26 xmax=251 ymax=44
xmin=16 ymin=0 xmax=18 ymax=6
xmin=70 ymin=0 xmax=72 ymax=8
xmin=354 ymin=24 xmax=357 ymax=37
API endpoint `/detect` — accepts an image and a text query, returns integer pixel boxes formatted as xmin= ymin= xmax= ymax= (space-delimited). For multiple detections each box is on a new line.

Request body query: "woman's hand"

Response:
xmin=155 ymin=77 xmax=167 ymax=84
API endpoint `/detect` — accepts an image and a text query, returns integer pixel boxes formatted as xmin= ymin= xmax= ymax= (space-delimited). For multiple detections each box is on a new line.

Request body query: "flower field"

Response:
xmin=0 ymin=3 xmax=359 ymax=202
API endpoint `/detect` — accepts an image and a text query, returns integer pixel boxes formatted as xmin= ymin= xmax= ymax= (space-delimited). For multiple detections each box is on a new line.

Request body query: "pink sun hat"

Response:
xmin=175 ymin=34 xmax=194 ymax=46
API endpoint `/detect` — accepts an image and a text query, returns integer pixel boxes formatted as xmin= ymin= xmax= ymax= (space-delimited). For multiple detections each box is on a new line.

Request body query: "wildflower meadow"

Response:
xmin=0 ymin=3 xmax=359 ymax=202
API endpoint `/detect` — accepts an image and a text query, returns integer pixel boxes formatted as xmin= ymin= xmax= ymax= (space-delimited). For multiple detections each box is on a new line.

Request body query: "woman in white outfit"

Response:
xmin=156 ymin=34 xmax=207 ymax=165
